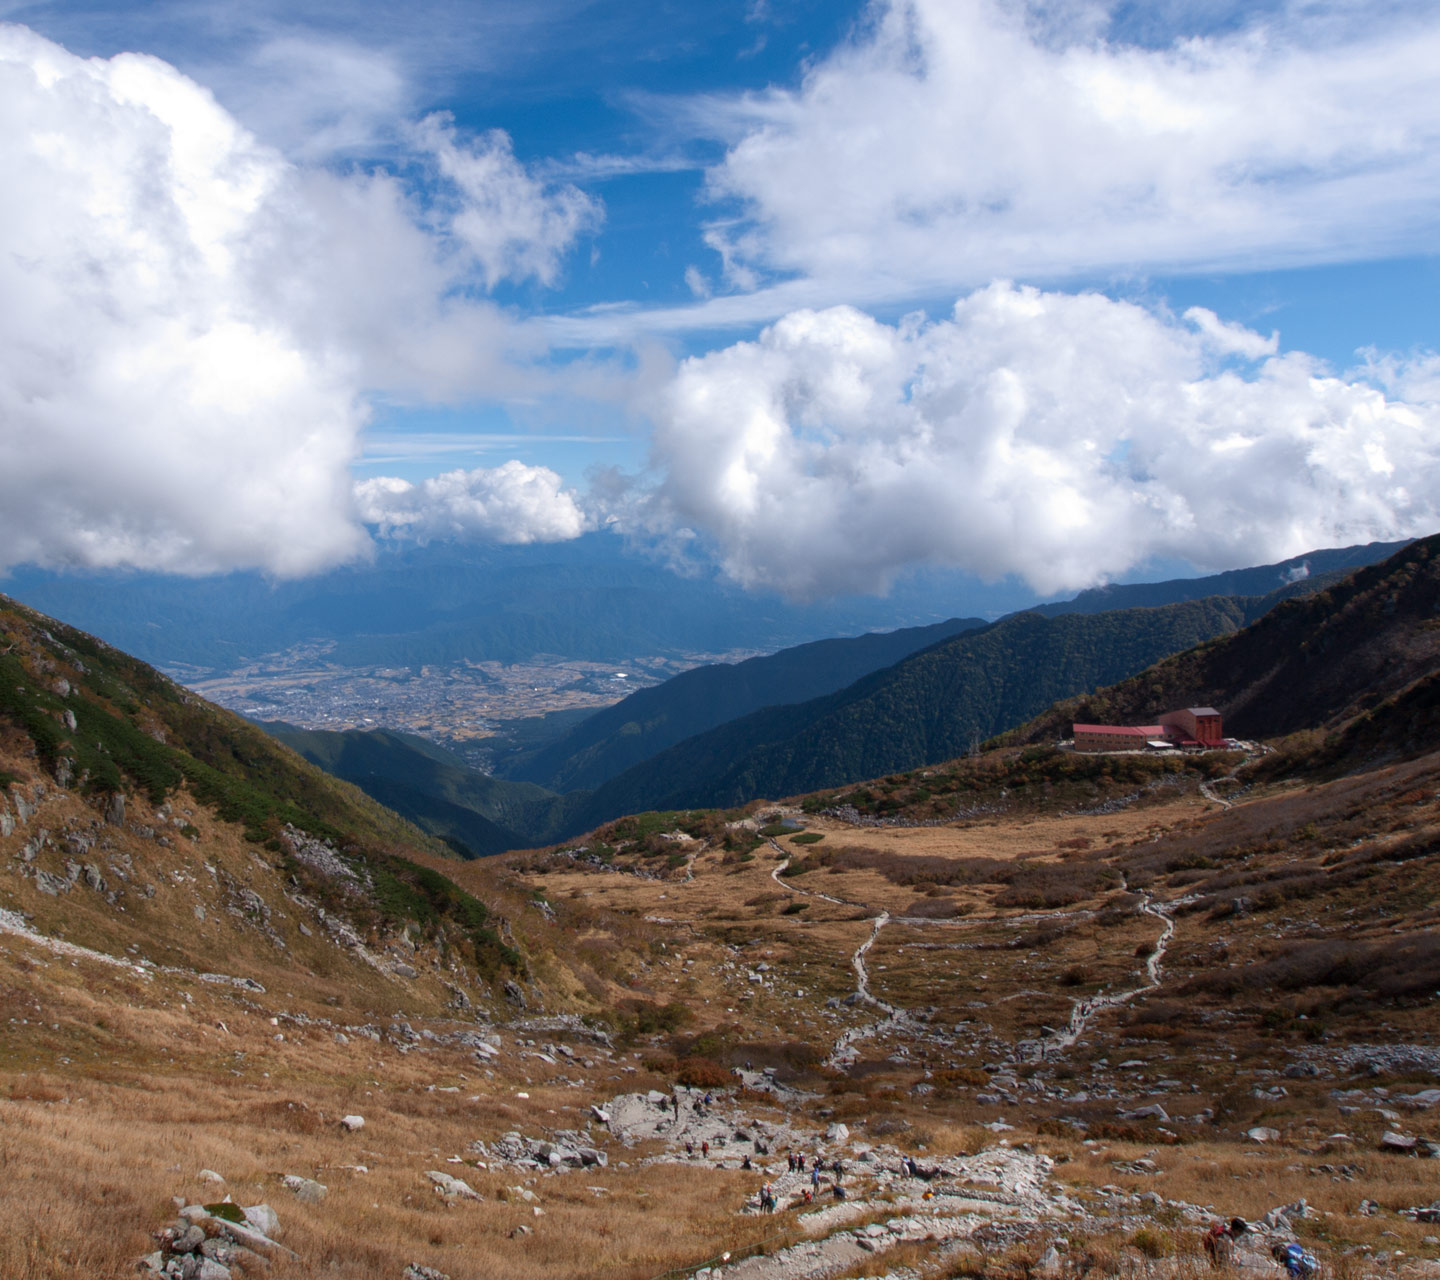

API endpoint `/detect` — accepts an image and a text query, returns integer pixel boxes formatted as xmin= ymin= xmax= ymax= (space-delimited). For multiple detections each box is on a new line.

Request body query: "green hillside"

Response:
xmin=497 ymin=614 xmax=986 ymax=791
xmin=265 ymin=724 xmax=588 ymax=857
xmin=571 ymin=593 xmax=1266 ymax=819
xmin=0 ymin=595 xmax=523 ymax=979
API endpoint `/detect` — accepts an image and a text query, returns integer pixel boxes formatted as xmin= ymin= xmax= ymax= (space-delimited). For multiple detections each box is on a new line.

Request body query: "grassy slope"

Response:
xmin=0 ymin=594 xmax=524 ymax=981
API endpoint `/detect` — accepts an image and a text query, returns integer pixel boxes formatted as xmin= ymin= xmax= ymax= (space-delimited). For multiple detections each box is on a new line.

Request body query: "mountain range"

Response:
xmin=266 ymin=538 xmax=1408 ymax=854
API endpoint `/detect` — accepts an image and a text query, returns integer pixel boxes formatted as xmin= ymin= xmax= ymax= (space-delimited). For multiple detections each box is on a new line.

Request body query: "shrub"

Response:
xmin=675 ymin=1056 xmax=731 ymax=1089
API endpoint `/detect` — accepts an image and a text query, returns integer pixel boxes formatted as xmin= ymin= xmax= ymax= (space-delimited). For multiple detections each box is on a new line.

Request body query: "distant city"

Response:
xmin=175 ymin=644 xmax=763 ymax=768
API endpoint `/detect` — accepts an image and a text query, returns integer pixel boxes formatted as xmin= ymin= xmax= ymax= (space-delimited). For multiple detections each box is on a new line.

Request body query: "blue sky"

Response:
xmin=1 ymin=0 xmax=1438 ymax=598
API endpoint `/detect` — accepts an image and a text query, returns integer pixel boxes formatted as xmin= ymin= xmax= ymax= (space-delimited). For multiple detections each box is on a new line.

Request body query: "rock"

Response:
xmin=1284 ymin=1062 xmax=1321 ymax=1079
xmin=426 ymin=1170 xmax=482 ymax=1200
xmin=104 ymin=792 xmax=125 ymax=826
xmin=1247 ymin=1126 xmax=1281 ymax=1143
xmin=824 ymin=1122 xmax=850 ymax=1143
xmin=1036 ymin=1245 xmax=1064 ymax=1278
xmin=504 ymin=980 xmax=527 ymax=1009
xmin=1121 ymin=1104 xmax=1170 ymax=1122
xmin=242 ymin=1205 xmax=280 ymax=1238
xmin=196 ymin=1260 xmax=232 ymax=1280
xmin=198 ymin=1170 xmax=226 ymax=1185
xmin=509 ymin=1225 xmax=533 ymax=1238
xmin=577 ymin=1147 xmax=608 ymax=1168
xmin=393 ymin=963 xmax=418 ymax=980
xmin=1383 ymin=1132 xmax=1420 ymax=1153
xmin=341 ymin=1114 xmax=365 ymax=1132
xmin=281 ymin=1175 xmax=328 ymax=1203
xmin=403 ymin=1266 xmax=451 ymax=1280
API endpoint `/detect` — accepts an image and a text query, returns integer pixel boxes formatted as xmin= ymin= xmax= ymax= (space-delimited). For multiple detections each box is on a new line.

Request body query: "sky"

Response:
xmin=1 ymin=0 xmax=1438 ymax=600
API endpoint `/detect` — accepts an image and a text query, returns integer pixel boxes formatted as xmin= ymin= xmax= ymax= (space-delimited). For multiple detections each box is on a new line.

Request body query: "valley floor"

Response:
xmin=5 ymin=748 xmax=1440 ymax=1279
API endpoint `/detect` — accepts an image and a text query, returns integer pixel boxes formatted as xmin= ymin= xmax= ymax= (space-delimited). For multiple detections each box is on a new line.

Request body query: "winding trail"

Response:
xmin=768 ymin=835 xmax=1189 ymax=1068
xmin=1026 ymin=892 xmax=1181 ymax=1061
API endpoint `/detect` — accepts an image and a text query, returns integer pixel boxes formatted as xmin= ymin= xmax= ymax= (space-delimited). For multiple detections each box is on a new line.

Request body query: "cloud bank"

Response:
xmin=646 ymin=284 xmax=1440 ymax=598
xmin=354 ymin=462 xmax=591 ymax=544
xmin=0 ymin=25 xmax=596 ymax=576
xmin=692 ymin=0 xmax=1440 ymax=307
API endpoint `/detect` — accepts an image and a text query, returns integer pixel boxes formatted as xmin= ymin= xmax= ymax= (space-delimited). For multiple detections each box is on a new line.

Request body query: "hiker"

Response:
xmin=1204 ymin=1218 xmax=1248 ymax=1268
xmin=672 ymin=1094 xmax=680 ymax=1115
xmin=802 ymin=1187 xmax=813 ymax=1204
xmin=832 ymin=1183 xmax=846 ymax=1200
xmin=787 ymin=1152 xmax=796 ymax=1173
xmin=704 ymin=1092 xmax=713 ymax=1106
xmin=702 ymin=1141 xmax=709 ymax=1158
xmin=742 ymin=1154 xmax=753 ymax=1171
xmin=686 ymin=1141 xmax=694 ymax=1156
xmin=811 ymin=1165 xmax=820 ymax=1189
xmin=1273 ymin=1242 xmax=1320 ymax=1279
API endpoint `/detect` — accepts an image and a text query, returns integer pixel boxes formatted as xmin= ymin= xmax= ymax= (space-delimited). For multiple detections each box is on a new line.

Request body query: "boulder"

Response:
xmin=1247 ymin=1127 xmax=1281 ymax=1143
xmin=1121 ymin=1104 xmax=1170 ymax=1122
xmin=404 ymin=1266 xmax=451 ymax=1280
xmin=242 ymin=1205 xmax=280 ymax=1238
xmin=1382 ymin=1132 xmax=1420 ymax=1154
xmin=426 ymin=1170 xmax=482 ymax=1201
xmin=341 ymin=1114 xmax=365 ymax=1132
xmin=281 ymin=1175 xmax=328 ymax=1203
xmin=825 ymin=1123 xmax=849 ymax=1143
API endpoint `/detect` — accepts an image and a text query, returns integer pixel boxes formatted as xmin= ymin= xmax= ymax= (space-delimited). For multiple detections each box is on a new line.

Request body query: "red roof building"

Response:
xmin=1072 ymin=708 xmax=1224 ymax=752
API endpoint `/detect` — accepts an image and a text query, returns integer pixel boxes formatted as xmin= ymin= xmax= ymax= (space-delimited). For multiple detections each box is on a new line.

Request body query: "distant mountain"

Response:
xmin=261 ymin=543 xmax=1413 ymax=850
xmin=1010 ymin=533 xmax=1440 ymax=761
xmin=495 ymin=615 xmax=987 ymax=792
xmin=1034 ymin=539 xmax=1410 ymax=618
xmin=0 ymin=534 xmax=1026 ymax=674
xmin=496 ymin=541 xmax=1404 ymax=794
xmin=568 ymin=593 xmax=1278 ymax=821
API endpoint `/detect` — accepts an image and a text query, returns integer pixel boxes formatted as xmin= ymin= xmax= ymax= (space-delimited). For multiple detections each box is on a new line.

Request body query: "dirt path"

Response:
xmin=1028 ymin=892 xmax=1183 ymax=1061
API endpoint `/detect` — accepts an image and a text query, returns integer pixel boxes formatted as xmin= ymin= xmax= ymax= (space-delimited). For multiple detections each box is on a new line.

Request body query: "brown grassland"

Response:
xmin=5 ymin=725 xmax=1440 ymax=1278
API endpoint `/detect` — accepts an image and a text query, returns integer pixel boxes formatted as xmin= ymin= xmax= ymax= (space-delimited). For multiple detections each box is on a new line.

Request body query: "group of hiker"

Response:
xmin=1204 ymin=1218 xmax=1320 ymax=1277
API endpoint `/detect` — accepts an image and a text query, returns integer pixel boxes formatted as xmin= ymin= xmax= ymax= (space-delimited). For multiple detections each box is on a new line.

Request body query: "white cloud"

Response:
xmin=0 ymin=25 xmax=599 ymax=576
xmin=413 ymin=114 xmax=602 ymax=290
xmin=643 ymin=283 xmax=1440 ymax=598
xmin=686 ymin=0 xmax=1440 ymax=312
xmin=354 ymin=462 xmax=591 ymax=543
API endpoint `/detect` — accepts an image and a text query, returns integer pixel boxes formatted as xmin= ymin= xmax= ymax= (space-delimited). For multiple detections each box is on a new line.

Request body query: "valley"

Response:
xmin=2 ymin=539 xmax=1440 ymax=1280
xmin=177 ymin=645 xmax=746 ymax=766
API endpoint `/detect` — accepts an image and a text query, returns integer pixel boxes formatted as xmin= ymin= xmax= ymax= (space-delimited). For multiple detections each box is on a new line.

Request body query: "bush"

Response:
xmin=675 ymin=1056 xmax=731 ymax=1089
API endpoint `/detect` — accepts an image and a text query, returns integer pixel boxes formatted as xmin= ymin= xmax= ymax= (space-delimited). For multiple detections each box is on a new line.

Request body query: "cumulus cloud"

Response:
xmin=0 ymin=25 xmax=597 ymax=576
xmin=691 ymin=0 xmax=1440 ymax=308
xmin=354 ymin=462 xmax=591 ymax=544
xmin=644 ymin=283 xmax=1440 ymax=598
